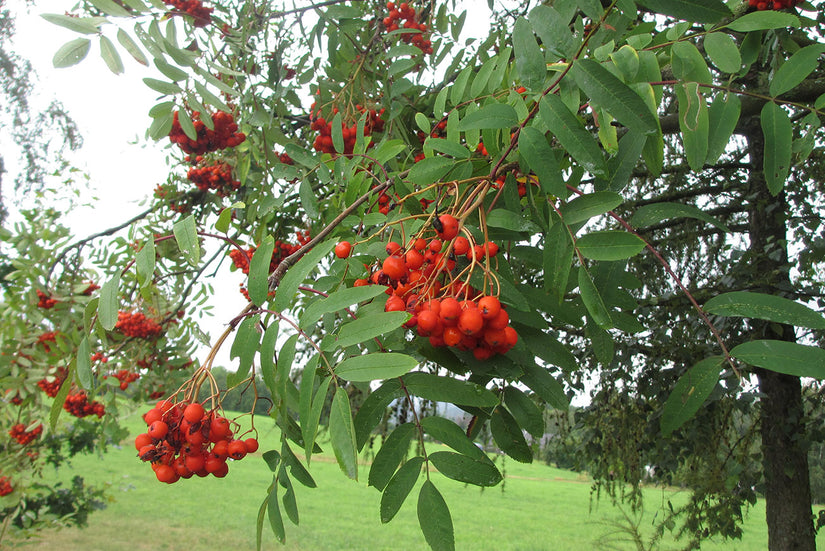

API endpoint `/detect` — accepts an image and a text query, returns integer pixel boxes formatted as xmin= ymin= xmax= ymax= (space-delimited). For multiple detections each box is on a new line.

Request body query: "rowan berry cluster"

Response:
xmin=91 ymin=352 xmax=108 ymax=363
xmin=169 ymin=111 xmax=246 ymax=155
xmin=136 ymin=400 xmax=258 ymax=484
xmin=493 ymin=171 xmax=538 ymax=199
xmin=115 ymin=311 xmax=164 ymax=339
xmin=187 ymin=162 xmax=241 ymax=197
xmin=748 ymin=0 xmax=800 ymax=9
xmin=36 ymin=290 xmax=57 ymax=309
xmin=0 ymin=476 xmax=12 ymax=496
xmin=338 ymin=214 xmax=518 ymax=359
xmin=82 ymin=281 xmax=100 ymax=295
xmin=63 ymin=390 xmax=105 ymax=418
xmin=38 ymin=331 xmax=58 ymax=353
xmin=9 ymin=423 xmax=42 ymax=445
xmin=229 ymin=231 xmax=311 ymax=275
xmin=383 ymin=2 xmax=433 ymax=54
xmin=37 ymin=367 xmax=67 ymax=398
xmin=165 ymin=0 xmax=212 ymax=27
xmin=310 ymin=105 xmax=385 ymax=155
xmin=276 ymin=151 xmax=294 ymax=165
xmin=104 ymin=370 xmax=140 ymax=390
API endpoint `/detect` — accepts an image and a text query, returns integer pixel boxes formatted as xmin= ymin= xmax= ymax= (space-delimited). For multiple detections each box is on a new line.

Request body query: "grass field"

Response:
xmin=10 ymin=409 xmax=823 ymax=550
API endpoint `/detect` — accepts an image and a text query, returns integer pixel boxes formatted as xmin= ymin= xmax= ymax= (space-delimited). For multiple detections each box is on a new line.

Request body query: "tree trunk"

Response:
xmin=745 ymin=128 xmax=816 ymax=551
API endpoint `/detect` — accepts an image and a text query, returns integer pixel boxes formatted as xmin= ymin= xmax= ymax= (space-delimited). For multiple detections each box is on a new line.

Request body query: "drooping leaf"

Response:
xmin=578 ymin=266 xmax=613 ymax=329
xmin=260 ymin=322 xmax=279 ymax=396
xmin=520 ymin=361 xmax=570 ymax=410
xmin=730 ymin=340 xmax=825 ymax=378
xmin=417 ymin=481 xmax=455 ymax=551
xmin=518 ymin=127 xmax=564 ymax=197
xmin=502 ymin=386 xmax=545 ymax=438
xmin=99 ymin=35 xmax=124 ymax=74
xmin=429 ymin=451 xmax=502 ymax=487
xmin=676 ymin=82 xmax=709 ymax=171
xmin=229 ymin=315 xmax=260 ymax=385
xmin=98 ymin=272 xmax=120 ymax=331
xmin=420 ymin=416 xmax=487 ymax=461
xmin=335 ymin=352 xmax=418 ymax=382
xmin=512 ymin=16 xmax=545 ymax=90
xmin=576 ymin=231 xmax=646 ymax=261
xmin=402 ymin=372 xmax=498 ymax=407
xmin=333 ymin=311 xmax=410 ymax=349
xmin=705 ymin=292 xmax=825 ymax=329
xmin=248 ymin=235 xmax=275 ymax=306
xmin=369 ymin=422 xmax=416 ymax=490
xmin=381 ymin=456 xmax=424 ymax=523
xmin=77 ymin=337 xmax=92 ymax=390
xmin=490 ymin=406 xmax=532 ymax=463
xmin=49 ymin=366 xmax=74 ymax=430
xmin=329 ymin=387 xmax=358 ymax=479
xmin=267 ymin=482 xmax=285 ymax=543
xmin=761 ymin=102 xmax=792 ymax=196
xmin=53 ymin=38 xmax=92 ymax=68
xmin=706 ymin=93 xmax=741 ymax=165
xmin=354 ymin=379 xmax=404 ymax=450
xmin=661 ymin=356 xmax=724 ymax=436
xmin=540 ymin=95 xmax=607 ymax=177
xmin=172 ymin=214 xmax=200 ymax=265
xmin=136 ymin=240 xmax=155 ymax=288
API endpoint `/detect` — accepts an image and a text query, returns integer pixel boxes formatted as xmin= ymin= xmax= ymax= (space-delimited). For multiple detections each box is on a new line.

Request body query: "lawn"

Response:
xmin=11 ymin=409 xmax=822 ymax=550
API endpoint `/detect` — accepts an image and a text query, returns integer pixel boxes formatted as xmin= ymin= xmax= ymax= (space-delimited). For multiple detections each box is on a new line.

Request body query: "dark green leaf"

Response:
xmin=761 ymin=102 xmax=792 ymax=195
xmin=703 ymin=32 xmax=741 ymax=74
xmin=329 ymin=387 xmax=358 ymax=479
xmin=229 ymin=315 xmax=260 ymax=385
xmin=417 ymin=481 xmax=455 ymax=551
xmin=705 ymin=291 xmax=825 ymax=329
xmin=260 ymin=322 xmax=278 ymax=397
xmin=576 ymin=231 xmax=646 ymax=261
xmin=559 ymin=191 xmax=622 ymax=224
xmin=421 ymin=416 xmax=487 ymax=461
xmin=771 ymin=44 xmax=825 ymax=98
xmin=540 ymin=94 xmax=607 ymax=177
xmin=520 ymin=361 xmax=570 ymax=409
xmin=334 ymin=312 xmax=410 ymax=350
xmin=402 ymin=372 xmax=498 ymax=407
xmin=636 ymin=0 xmax=731 ymax=23
xmin=513 ymin=17 xmax=545 ymax=90
xmin=369 ymin=423 xmax=416 ymax=490
xmin=283 ymin=443 xmax=317 ymax=488
xmin=381 ymin=456 xmax=424 ymax=523
xmin=53 ymin=38 xmax=92 ymax=68
xmin=267 ymin=483 xmax=285 ymax=543
xmin=631 ymin=202 xmax=730 ymax=232
xmin=49 ymin=366 xmax=74 ymax=431
xmin=262 ymin=450 xmax=281 ymax=472
xmin=248 ymin=235 xmax=275 ymax=306
xmin=706 ymin=93 xmax=741 ymax=165
xmin=502 ymin=386 xmax=545 ymax=438
xmin=424 ymin=138 xmax=471 ymax=159
xmin=490 ymin=406 xmax=532 ymax=463
xmin=661 ymin=357 xmax=723 ymax=436
xmin=543 ymin=222 xmax=574 ymax=298
xmin=578 ymin=266 xmax=613 ymax=328
xmin=726 ymin=11 xmax=799 ymax=32
xmin=518 ymin=127 xmax=564 ymax=196
xmin=429 ymin=451 xmax=502 ymax=487
xmin=335 ymin=352 xmax=418 ymax=382
xmin=731 ymin=340 xmax=825 ymax=378
xmin=457 ymin=103 xmax=518 ymax=131
xmin=408 ymin=156 xmax=454 ymax=187
xmin=486 ymin=209 xmax=541 ymax=233
xmin=355 ymin=379 xmax=404 ymax=450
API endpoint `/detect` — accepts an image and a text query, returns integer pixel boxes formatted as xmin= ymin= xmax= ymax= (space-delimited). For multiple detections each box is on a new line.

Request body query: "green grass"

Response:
xmin=11 ymin=409 xmax=824 ymax=550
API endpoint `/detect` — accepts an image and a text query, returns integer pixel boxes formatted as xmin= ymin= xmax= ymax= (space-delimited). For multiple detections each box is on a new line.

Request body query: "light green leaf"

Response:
xmin=176 ymin=107 xmax=197 ymax=141
xmin=334 ymin=311 xmax=410 ymax=349
xmin=99 ymin=272 xmax=120 ymax=331
xmin=215 ymin=201 xmax=244 ymax=233
xmin=369 ymin=423 xmax=416 ymax=490
xmin=576 ymin=231 xmax=645 ymax=261
xmin=486 ymin=209 xmax=541 ymax=233
xmin=429 ymin=451 xmax=502 ymax=487
xmin=381 ymin=456 xmax=424 ymax=523
xmin=53 ymin=38 xmax=92 ymax=68
xmin=559 ymin=191 xmax=623 ymax=224
xmin=676 ymin=82 xmax=709 ymax=171
xmin=77 ymin=337 xmax=92 ymax=390
xmin=300 ymin=285 xmax=388 ymax=329
xmin=661 ymin=357 xmax=724 ymax=436
xmin=173 ymin=214 xmax=200 ymax=265
xmin=705 ymin=291 xmax=825 ymax=329
xmin=143 ymin=77 xmax=181 ymax=95
xmin=417 ymin=481 xmax=455 ymax=551
xmin=49 ymin=366 xmax=74 ymax=431
xmin=761 ymin=102 xmax=792 ymax=196
xmin=248 ymin=235 xmax=275 ymax=306
xmin=424 ymin=138 xmax=471 ymax=159
xmin=116 ymin=29 xmax=147 ymax=66
xmin=770 ymin=44 xmax=825 ymax=98
xmin=329 ymin=387 xmax=358 ymax=479
xmin=726 ymin=11 xmax=800 ymax=32
xmin=335 ymin=352 xmax=418 ymax=382
xmin=90 ymin=0 xmax=133 ymax=16
xmin=731 ymin=340 xmax=825 ymax=378
xmin=408 ymin=156 xmax=454 ymax=187
xmin=136 ymin=240 xmax=155 ymax=288
xmin=703 ymin=33 xmax=741 ymax=74
xmin=42 ymin=14 xmax=104 ymax=34
xmin=457 ymin=103 xmax=518 ymax=130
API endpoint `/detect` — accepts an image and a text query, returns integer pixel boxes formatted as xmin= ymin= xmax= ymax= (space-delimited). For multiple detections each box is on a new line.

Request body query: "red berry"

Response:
xmin=436 ymin=214 xmax=459 ymax=241
xmin=183 ymin=402 xmax=205 ymax=423
xmin=335 ymin=241 xmax=352 ymax=259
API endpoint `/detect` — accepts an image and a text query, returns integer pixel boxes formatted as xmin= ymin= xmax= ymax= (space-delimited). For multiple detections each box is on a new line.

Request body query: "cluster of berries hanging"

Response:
xmin=37 ymin=331 xmax=58 ymax=353
xmin=186 ymin=162 xmax=241 ymax=197
xmin=37 ymin=367 xmax=67 ymax=398
xmin=9 ymin=423 xmax=42 ymax=445
xmin=136 ymin=401 xmax=258 ymax=484
xmin=275 ymin=151 xmax=294 ymax=165
xmin=337 ymin=214 xmax=518 ymax=360
xmin=383 ymin=2 xmax=433 ymax=54
xmin=748 ymin=0 xmax=800 ymax=9
xmin=164 ymin=0 xmax=212 ymax=27
xmin=309 ymin=105 xmax=386 ymax=155
xmin=115 ymin=311 xmax=164 ymax=339
xmin=169 ymin=111 xmax=246 ymax=155
xmin=229 ymin=231 xmax=311 ymax=275
xmin=63 ymin=390 xmax=105 ymax=418
xmin=104 ymin=370 xmax=140 ymax=391
xmin=0 ymin=476 xmax=12 ymax=496
xmin=36 ymin=290 xmax=57 ymax=309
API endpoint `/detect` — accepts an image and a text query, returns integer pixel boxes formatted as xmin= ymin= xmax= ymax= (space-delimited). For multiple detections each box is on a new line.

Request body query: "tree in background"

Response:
xmin=2 ymin=1 xmax=825 ymax=550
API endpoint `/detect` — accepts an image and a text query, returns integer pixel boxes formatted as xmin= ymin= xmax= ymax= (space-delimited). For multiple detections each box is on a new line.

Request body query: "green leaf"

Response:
xmin=329 ymin=387 xmax=358 ymax=479
xmin=636 ymin=0 xmax=731 ymax=23
xmin=355 ymin=380 xmax=404 ymax=450
xmin=41 ymin=14 xmax=104 ymax=34
xmin=335 ymin=352 xmax=418 ymax=382
xmin=215 ymin=201 xmax=244 ymax=233
xmin=513 ymin=17 xmax=545 ymax=90
xmin=559 ymin=191 xmax=623 ymax=224
xmin=99 ymin=35 xmax=124 ymax=74
xmin=631 ymin=202 xmax=730 ymax=232
xmin=402 ymin=372 xmax=498 ymax=407
xmin=529 ymin=4 xmax=575 ymax=58
xmin=417 ymin=481 xmax=455 ymax=551
xmin=136 ymin=240 xmax=155 ymax=289
xmin=260 ymin=322 xmax=279 ymax=396
xmin=300 ymin=286 xmax=389 ymax=329
xmin=771 ymin=44 xmax=825 ymax=98
xmin=90 ymin=0 xmax=134 ymax=16
xmin=283 ymin=443 xmax=317 ymax=488
xmin=543 ymin=222 xmax=574 ymax=299
xmin=576 ymin=231 xmax=645 ymax=261
xmin=420 ymin=416 xmax=487 ymax=461
xmin=703 ymin=33 xmax=741 ymax=74
xmin=273 ymin=240 xmax=336 ymax=314
xmin=572 ymin=60 xmax=658 ymax=135
xmin=457 ymin=103 xmax=518 ymax=131
xmin=77 ymin=337 xmax=92 ymax=390
xmin=49 ymin=366 xmax=74 ymax=431
xmin=502 ymin=386 xmax=545 ymax=438
xmin=676 ymin=82 xmax=709 ymax=171
xmin=299 ymin=354 xmax=319 ymax=462
xmin=671 ymin=41 xmax=712 ymax=85
xmin=334 ymin=312 xmax=410 ymax=349
xmin=520 ymin=361 xmax=570 ymax=410
xmin=730 ymin=340 xmax=825 ymax=378
xmin=490 ymin=406 xmax=532 ymax=463
xmin=116 ymin=29 xmax=148 ymax=66
xmin=229 ymin=315 xmax=260 ymax=385
xmin=408 ymin=156 xmax=454 ymax=187
xmin=53 ymin=38 xmax=92 ymax=68
xmin=761 ymin=102 xmax=792 ymax=196
xmin=248 ymin=235 xmax=275 ymax=306
xmin=486 ymin=209 xmax=541 ymax=233
xmin=305 ymin=375 xmax=331 ymax=464
xmin=267 ymin=483 xmax=285 ymax=543
xmin=256 ymin=496 xmax=267 ymax=551
xmin=429 ymin=451 xmax=502 ymax=487
xmin=99 ymin=272 xmax=120 ymax=331
xmin=143 ymin=77 xmax=182 ymax=95
xmin=704 ymin=291 xmax=825 ymax=329
xmin=706 ymin=93 xmax=741 ymax=165
xmin=177 ymin=107 xmax=198 ymax=141
xmin=540 ymin=95 xmax=607 ymax=177
xmin=424 ymin=138 xmax=471 ymax=159
xmin=726 ymin=11 xmax=800 ymax=32
xmin=578 ymin=266 xmax=613 ymax=328
xmin=369 ymin=423 xmax=416 ymax=490
xmin=381 ymin=456 xmax=424 ymax=523
xmin=173 ymin=214 xmax=200 ymax=265
xmin=518 ymin=127 xmax=564 ymax=196
xmin=661 ymin=357 xmax=724 ymax=436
